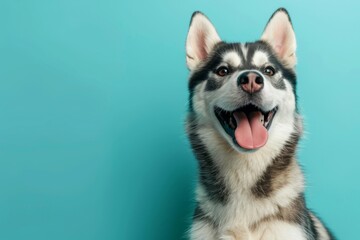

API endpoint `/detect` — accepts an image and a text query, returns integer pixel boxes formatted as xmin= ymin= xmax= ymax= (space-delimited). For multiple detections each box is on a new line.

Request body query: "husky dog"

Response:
xmin=185 ymin=8 xmax=334 ymax=240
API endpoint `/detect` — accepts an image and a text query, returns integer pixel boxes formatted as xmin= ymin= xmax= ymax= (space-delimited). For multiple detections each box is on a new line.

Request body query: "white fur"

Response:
xmin=190 ymin=220 xmax=217 ymax=240
xmin=251 ymin=51 xmax=269 ymax=67
xmin=254 ymin=221 xmax=306 ymax=240
xmin=241 ymin=44 xmax=248 ymax=61
xmin=223 ymin=51 xmax=242 ymax=68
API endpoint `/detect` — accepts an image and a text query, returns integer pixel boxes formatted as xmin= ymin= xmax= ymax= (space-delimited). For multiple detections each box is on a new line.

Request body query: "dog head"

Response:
xmin=186 ymin=8 xmax=302 ymax=153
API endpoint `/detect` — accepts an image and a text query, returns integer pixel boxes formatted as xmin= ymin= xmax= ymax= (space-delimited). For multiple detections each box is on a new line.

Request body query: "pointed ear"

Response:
xmin=186 ymin=12 xmax=221 ymax=70
xmin=261 ymin=8 xmax=297 ymax=68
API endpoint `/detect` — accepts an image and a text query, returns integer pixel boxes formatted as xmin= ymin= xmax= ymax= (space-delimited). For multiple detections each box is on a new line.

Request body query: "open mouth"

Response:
xmin=214 ymin=104 xmax=278 ymax=150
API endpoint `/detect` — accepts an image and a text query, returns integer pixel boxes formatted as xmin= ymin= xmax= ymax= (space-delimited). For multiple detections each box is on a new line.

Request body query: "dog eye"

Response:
xmin=215 ymin=66 xmax=229 ymax=77
xmin=264 ymin=66 xmax=276 ymax=76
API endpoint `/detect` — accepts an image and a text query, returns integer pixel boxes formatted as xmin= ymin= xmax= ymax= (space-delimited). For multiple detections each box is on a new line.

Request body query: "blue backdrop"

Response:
xmin=1 ymin=0 xmax=359 ymax=239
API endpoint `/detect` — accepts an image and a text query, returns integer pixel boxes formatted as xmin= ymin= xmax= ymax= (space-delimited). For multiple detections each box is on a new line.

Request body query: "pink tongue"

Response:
xmin=233 ymin=111 xmax=268 ymax=150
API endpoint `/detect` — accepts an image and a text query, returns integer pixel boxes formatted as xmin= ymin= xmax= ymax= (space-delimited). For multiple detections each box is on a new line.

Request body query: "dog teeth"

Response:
xmin=260 ymin=113 xmax=264 ymax=123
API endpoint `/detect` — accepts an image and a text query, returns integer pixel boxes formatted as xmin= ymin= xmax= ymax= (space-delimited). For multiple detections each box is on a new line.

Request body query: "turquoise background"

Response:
xmin=1 ymin=0 xmax=359 ymax=239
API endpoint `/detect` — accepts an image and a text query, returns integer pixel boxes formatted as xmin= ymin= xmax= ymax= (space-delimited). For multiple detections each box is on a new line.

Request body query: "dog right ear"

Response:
xmin=186 ymin=12 xmax=221 ymax=70
xmin=261 ymin=8 xmax=297 ymax=68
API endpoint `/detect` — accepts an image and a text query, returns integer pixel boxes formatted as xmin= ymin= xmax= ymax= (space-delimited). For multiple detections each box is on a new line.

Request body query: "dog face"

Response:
xmin=186 ymin=9 xmax=301 ymax=153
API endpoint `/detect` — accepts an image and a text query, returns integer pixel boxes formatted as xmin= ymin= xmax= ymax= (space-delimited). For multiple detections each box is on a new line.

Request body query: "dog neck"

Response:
xmin=187 ymin=112 xmax=305 ymax=226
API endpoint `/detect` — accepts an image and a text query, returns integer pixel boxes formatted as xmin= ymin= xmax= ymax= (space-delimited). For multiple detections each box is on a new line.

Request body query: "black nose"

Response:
xmin=237 ymin=71 xmax=264 ymax=94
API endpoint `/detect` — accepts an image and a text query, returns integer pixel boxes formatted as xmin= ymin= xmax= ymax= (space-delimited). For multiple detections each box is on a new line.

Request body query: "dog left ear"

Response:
xmin=261 ymin=8 xmax=297 ymax=68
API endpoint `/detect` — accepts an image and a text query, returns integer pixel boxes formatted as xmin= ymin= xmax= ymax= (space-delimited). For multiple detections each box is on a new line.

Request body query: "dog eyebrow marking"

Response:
xmin=222 ymin=51 xmax=242 ymax=68
xmin=252 ymin=50 xmax=269 ymax=67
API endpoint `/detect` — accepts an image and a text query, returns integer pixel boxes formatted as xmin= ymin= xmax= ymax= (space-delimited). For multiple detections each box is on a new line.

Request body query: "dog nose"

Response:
xmin=237 ymin=71 xmax=264 ymax=94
